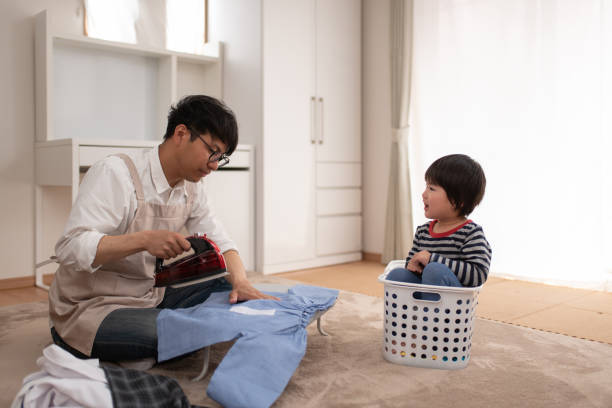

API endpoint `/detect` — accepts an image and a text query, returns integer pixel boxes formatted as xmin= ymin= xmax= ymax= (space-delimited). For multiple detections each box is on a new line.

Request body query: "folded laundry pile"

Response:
xmin=157 ymin=284 xmax=339 ymax=408
xmin=12 ymin=345 xmax=202 ymax=408
xmin=12 ymin=345 xmax=112 ymax=408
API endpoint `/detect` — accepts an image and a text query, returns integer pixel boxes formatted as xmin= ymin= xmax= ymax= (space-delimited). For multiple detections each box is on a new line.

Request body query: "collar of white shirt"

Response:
xmin=148 ymin=145 xmax=189 ymax=198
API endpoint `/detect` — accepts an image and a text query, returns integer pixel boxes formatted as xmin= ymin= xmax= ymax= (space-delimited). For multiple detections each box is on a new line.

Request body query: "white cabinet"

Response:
xmin=260 ymin=0 xmax=362 ymax=274
xmin=202 ymin=147 xmax=255 ymax=271
xmin=32 ymin=10 xmax=241 ymax=288
xmin=314 ymin=0 xmax=361 ymax=163
xmin=316 ymin=216 xmax=362 ymax=256
xmin=261 ymin=0 xmax=316 ymax=268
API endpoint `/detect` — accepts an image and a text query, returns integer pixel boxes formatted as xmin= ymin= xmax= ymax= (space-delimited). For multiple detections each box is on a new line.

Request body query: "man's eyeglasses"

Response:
xmin=188 ymin=126 xmax=230 ymax=168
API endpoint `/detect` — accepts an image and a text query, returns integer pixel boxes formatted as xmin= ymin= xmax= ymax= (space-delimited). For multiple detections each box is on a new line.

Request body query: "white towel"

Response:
xmin=11 ymin=345 xmax=113 ymax=408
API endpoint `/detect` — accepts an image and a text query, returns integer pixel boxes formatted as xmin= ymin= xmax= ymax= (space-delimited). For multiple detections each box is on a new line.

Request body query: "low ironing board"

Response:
xmin=191 ymin=283 xmax=335 ymax=382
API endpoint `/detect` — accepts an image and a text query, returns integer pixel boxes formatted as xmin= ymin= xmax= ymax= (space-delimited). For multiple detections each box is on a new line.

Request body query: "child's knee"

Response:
xmin=422 ymin=262 xmax=448 ymax=277
xmin=422 ymin=262 xmax=461 ymax=287
xmin=387 ymin=267 xmax=420 ymax=283
xmin=387 ymin=268 xmax=410 ymax=282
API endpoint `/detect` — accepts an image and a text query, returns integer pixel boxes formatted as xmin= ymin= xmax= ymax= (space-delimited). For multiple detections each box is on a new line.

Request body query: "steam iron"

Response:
xmin=154 ymin=233 xmax=228 ymax=288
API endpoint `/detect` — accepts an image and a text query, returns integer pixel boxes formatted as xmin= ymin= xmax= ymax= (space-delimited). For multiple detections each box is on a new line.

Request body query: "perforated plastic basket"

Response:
xmin=378 ymin=260 xmax=482 ymax=370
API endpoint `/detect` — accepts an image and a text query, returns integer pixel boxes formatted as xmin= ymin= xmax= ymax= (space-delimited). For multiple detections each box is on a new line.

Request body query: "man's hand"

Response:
xmin=143 ymin=230 xmax=191 ymax=259
xmin=406 ymin=250 xmax=431 ymax=274
xmin=229 ymin=279 xmax=280 ymax=304
xmin=222 ymin=250 xmax=280 ymax=303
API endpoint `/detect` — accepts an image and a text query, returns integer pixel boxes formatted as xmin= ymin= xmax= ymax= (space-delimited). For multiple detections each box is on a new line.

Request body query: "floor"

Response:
xmin=2 ymin=261 xmax=611 ymax=344
xmin=276 ymin=261 xmax=612 ymax=345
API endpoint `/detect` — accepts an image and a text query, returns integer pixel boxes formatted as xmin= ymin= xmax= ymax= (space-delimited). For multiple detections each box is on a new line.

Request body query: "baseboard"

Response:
xmin=0 ymin=274 xmax=55 ymax=290
xmin=262 ymin=253 xmax=363 ymax=275
xmin=362 ymin=252 xmax=382 ymax=263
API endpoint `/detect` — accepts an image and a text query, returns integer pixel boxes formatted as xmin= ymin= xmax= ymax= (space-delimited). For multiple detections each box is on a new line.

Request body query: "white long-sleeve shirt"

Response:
xmin=55 ymin=145 xmax=236 ymax=273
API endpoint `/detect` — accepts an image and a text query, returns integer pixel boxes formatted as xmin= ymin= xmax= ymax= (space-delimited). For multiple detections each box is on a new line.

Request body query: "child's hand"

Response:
xmin=407 ymin=250 xmax=431 ymax=274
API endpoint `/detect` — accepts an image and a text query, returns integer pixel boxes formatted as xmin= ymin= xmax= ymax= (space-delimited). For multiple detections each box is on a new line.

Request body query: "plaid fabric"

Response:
xmin=102 ymin=365 xmax=205 ymax=408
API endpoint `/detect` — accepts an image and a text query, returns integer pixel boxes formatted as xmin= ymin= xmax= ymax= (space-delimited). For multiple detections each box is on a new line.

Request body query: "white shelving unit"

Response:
xmin=35 ymin=10 xmax=223 ymax=144
xmin=33 ymin=10 xmax=253 ymax=289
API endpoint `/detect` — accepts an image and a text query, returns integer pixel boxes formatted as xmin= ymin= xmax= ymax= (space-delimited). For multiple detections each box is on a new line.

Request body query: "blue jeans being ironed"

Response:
xmin=51 ymin=277 xmax=232 ymax=361
xmin=387 ymin=262 xmax=462 ymax=287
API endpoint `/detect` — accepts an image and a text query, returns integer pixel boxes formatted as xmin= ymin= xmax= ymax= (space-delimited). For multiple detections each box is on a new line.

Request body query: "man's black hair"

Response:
xmin=425 ymin=154 xmax=486 ymax=217
xmin=164 ymin=95 xmax=238 ymax=155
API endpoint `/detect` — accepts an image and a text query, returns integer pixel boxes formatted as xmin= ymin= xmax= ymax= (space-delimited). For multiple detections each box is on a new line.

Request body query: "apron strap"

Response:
xmin=114 ymin=154 xmax=145 ymax=202
xmin=184 ymin=181 xmax=196 ymax=209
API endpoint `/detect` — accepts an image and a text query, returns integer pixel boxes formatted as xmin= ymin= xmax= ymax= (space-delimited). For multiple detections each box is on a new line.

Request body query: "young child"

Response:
xmin=387 ymin=154 xmax=491 ymax=288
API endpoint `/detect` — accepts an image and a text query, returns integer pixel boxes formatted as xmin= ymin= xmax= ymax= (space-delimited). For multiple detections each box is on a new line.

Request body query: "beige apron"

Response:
xmin=49 ymin=154 xmax=195 ymax=356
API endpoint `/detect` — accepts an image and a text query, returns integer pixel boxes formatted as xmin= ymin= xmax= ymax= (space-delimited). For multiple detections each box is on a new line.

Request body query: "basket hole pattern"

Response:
xmin=384 ymin=290 xmax=477 ymax=364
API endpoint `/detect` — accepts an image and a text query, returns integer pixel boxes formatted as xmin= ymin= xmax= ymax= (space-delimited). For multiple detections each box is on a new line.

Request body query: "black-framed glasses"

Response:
xmin=188 ymin=126 xmax=230 ymax=168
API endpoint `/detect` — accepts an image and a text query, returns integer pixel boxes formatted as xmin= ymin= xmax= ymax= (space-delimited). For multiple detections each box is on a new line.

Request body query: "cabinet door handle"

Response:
xmin=318 ymin=97 xmax=324 ymax=144
xmin=310 ymin=96 xmax=316 ymax=144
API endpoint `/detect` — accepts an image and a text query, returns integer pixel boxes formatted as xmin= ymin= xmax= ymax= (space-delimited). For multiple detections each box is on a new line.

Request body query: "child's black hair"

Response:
xmin=425 ymin=154 xmax=486 ymax=217
xmin=164 ymin=95 xmax=238 ymax=155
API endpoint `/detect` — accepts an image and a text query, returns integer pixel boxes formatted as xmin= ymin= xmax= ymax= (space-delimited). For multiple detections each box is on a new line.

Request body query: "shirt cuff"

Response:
xmin=217 ymin=239 xmax=238 ymax=255
xmin=83 ymin=231 xmax=105 ymax=273
xmin=78 ymin=231 xmax=106 ymax=273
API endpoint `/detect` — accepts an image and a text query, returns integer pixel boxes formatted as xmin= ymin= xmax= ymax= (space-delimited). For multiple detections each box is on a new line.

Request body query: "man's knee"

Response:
xmin=50 ymin=327 xmax=89 ymax=359
xmin=91 ymin=308 xmax=160 ymax=360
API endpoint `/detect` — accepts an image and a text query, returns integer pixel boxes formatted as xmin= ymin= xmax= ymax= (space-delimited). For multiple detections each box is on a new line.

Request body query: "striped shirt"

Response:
xmin=406 ymin=220 xmax=492 ymax=287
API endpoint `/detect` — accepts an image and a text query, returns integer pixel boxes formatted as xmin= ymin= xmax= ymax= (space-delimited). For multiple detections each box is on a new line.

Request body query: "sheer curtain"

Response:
xmin=383 ymin=0 xmax=414 ymax=263
xmin=409 ymin=0 xmax=612 ymax=290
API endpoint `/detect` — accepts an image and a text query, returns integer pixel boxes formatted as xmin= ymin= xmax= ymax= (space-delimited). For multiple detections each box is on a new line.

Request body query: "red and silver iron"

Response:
xmin=154 ymin=233 xmax=228 ymax=288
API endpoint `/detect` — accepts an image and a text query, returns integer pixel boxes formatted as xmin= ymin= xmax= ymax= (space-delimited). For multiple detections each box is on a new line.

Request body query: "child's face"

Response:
xmin=422 ymin=183 xmax=461 ymax=220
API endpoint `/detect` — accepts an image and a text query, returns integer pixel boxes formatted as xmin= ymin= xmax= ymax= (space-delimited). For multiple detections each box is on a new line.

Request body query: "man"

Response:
xmin=48 ymin=95 xmax=275 ymax=363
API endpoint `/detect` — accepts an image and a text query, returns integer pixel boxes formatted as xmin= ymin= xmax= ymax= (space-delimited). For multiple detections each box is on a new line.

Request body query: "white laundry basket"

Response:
xmin=378 ymin=260 xmax=482 ymax=370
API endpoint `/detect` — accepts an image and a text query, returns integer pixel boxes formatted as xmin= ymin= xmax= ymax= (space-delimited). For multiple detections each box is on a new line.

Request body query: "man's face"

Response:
xmin=178 ymin=126 xmax=228 ymax=182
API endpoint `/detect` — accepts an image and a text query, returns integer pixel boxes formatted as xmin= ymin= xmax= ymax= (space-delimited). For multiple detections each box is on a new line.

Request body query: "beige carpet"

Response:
xmin=2 ymin=276 xmax=612 ymax=407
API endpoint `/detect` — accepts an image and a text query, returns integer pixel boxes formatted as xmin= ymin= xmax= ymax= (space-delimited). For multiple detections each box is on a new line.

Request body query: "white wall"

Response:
xmin=362 ymin=0 xmax=392 ymax=257
xmin=0 ymin=0 xmax=82 ymax=280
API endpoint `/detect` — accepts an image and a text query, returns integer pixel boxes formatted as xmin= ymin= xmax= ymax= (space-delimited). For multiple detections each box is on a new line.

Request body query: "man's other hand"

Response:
xmin=229 ymin=279 xmax=280 ymax=304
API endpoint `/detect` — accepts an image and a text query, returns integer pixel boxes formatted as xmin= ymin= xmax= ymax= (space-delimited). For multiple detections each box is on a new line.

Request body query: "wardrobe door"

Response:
xmin=313 ymin=0 xmax=362 ymax=260
xmin=315 ymin=0 xmax=361 ymax=163
xmin=262 ymin=0 xmax=317 ymax=265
